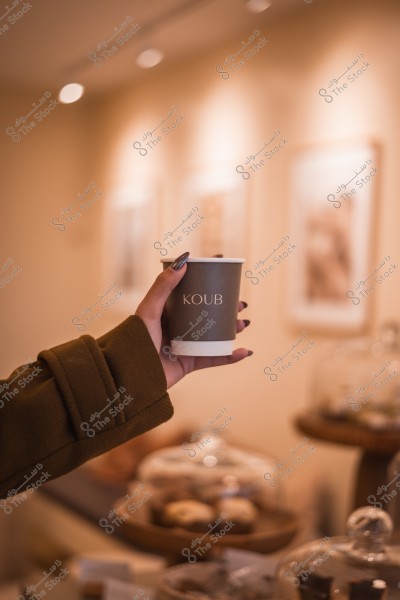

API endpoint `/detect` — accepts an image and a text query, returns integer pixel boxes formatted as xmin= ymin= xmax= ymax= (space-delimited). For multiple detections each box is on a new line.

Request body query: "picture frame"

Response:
xmin=103 ymin=179 xmax=161 ymax=312
xmin=286 ymin=139 xmax=379 ymax=332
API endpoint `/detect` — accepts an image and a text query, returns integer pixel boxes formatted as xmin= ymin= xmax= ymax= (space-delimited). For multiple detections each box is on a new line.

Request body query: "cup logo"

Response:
xmin=182 ymin=293 xmax=223 ymax=305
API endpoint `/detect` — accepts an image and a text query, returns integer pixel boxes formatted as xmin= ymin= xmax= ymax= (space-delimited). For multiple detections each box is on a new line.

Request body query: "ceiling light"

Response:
xmin=58 ymin=83 xmax=85 ymax=104
xmin=136 ymin=48 xmax=164 ymax=69
xmin=245 ymin=0 xmax=272 ymax=13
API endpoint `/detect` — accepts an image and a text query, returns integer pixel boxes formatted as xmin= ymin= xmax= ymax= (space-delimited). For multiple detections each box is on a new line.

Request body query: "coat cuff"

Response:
xmin=39 ymin=316 xmax=172 ymax=440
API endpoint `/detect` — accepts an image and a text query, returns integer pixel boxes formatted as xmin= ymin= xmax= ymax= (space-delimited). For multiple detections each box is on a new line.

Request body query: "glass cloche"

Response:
xmin=275 ymin=506 xmax=400 ymax=599
xmin=136 ymin=433 xmax=285 ymax=534
xmin=311 ymin=322 xmax=400 ymax=428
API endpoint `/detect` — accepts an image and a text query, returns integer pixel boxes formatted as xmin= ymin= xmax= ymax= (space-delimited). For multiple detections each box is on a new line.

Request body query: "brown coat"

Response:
xmin=0 ymin=316 xmax=173 ymax=498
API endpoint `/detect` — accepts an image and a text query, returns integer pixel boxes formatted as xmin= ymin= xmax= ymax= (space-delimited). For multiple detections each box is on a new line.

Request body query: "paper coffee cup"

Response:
xmin=161 ymin=257 xmax=245 ymax=357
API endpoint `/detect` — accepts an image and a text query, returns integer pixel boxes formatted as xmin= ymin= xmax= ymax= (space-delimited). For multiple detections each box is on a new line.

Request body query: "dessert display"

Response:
xmin=275 ymin=506 xmax=400 ymax=599
xmin=114 ymin=435 xmax=298 ymax=556
xmin=149 ymin=488 xmax=260 ymax=535
xmin=310 ymin=323 xmax=400 ymax=429
xmin=137 ymin=435 xmax=283 ymax=536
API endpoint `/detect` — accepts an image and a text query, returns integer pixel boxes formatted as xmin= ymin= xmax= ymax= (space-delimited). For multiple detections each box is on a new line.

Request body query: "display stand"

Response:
xmin=295 ymin=413 xmax=400 ymax=514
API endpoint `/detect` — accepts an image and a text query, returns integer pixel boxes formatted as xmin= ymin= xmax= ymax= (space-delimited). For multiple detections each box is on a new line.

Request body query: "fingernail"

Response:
xmin=242 ymin=301 xmax=248 ymax=308
xmin=247 ymin=350 xmax=254 ymax=356
xmin=243 ymin=319 xmax=250 ymax=328
xmin=170 ymin=251 xmax=190 ymax=270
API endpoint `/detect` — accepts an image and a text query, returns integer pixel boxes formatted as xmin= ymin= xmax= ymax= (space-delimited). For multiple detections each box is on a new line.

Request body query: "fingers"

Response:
xmin=236 ymin=319 xmax=250 ymax=334
xmin=238 ymin=300 xmax=248 ymax=313
xmin=136 ymin=260 xmax=188 ymax=322
xmin=193 ymin=348 xmax=253 ymax=371
xmin=237 ymin=301 xmax=249 ymax=332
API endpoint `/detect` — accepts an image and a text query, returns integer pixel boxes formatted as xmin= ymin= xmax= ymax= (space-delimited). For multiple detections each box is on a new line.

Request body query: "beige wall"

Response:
xmin=1 ymin=0 xmax=399 ymax=534
xmin=0 ymin=88 xmax=99 ymax=360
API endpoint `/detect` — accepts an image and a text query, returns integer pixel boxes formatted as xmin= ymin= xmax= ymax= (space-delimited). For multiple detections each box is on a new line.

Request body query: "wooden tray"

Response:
xmin=114 ymin=498 xmax=298 ymax=559
xmin=295 ymin=413 xmax=400 ymax=454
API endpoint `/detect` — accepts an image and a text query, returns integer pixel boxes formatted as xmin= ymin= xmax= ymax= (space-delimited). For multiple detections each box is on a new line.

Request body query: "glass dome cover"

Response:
xmin=276 ymin=506 xmax=400 ymax=599
xmin=311 ymin=322 xmax=400 ymax=428
xmin=137 ymin=434 xmax=284 ymax=512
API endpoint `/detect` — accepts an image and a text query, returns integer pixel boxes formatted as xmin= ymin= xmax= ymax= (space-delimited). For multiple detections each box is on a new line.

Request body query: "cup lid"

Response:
xmin=160 ymin=257 xmax=245 ymax=263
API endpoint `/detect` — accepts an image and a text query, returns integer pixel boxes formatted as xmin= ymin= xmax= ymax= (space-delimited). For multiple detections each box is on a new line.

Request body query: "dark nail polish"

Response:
xmin=171 ymin=251 xmax=190 ymax=270
xmin=247 ymin=350 xmax=254 ymax=356
xmin=242 ymin=301 xmax=248 ymax=308
xmin=243 ymin=319 xmax=250 ymax=328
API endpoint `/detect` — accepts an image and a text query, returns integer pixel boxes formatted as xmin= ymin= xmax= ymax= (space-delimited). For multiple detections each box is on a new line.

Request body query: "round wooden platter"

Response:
xmin=113 ymin=497 xmax=298 ymax=558
xmin=295 ymin=413 xmax=400 ymax=454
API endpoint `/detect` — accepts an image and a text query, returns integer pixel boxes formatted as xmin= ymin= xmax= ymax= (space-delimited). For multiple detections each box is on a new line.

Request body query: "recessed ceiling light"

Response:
xmin=136 ymin=48 xmax=164 ymax=69
xmin=58 ymin=83 xmax=85 ymax=104
xmin=245 ymin=0 xmax=272 ymax=13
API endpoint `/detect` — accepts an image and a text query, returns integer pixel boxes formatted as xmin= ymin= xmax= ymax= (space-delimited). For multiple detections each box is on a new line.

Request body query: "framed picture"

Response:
xmin=103 ymin=179 xmax=161 ymax=311
xmin=176 ymin=170 xmax=249 ymax=258
xmin=286 ymin=140 xmax=379 ymax=332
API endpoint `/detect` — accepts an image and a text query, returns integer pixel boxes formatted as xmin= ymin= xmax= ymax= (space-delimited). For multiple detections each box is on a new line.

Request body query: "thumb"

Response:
xmin=135 ymin=252 xmax=189 ymax=322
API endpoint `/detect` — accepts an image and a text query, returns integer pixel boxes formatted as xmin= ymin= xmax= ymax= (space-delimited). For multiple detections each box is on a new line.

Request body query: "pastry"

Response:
xmin=161 ymin=563 xmax=276 ymax=600
xmin=215 ymin=497 xmax=259 ymax=534
xmin=161 ymin=499 xmax=215 ymax=532
xmin=298 ymin=573 xmax=332 ymax=599
xmin=149 ymin=486 xmax=195 ymax=527
xmin=175 ymin=566 xmax=228 ymax=595
xmin=228 ymin=566 xmax=274 ymax=600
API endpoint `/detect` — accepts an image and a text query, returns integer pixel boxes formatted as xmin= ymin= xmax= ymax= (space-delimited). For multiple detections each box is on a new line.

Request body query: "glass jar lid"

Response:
xmin=276 ymin=507 xmax=400 ymax=599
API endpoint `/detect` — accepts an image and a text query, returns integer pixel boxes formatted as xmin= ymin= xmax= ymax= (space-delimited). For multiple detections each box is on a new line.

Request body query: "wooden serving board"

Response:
xmin=113 ymin=497 xmax=298 ymax=559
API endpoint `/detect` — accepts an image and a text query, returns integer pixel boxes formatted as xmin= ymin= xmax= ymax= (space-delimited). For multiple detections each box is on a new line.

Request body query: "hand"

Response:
xmin=135 ymin=252 xmax=253 ymax=389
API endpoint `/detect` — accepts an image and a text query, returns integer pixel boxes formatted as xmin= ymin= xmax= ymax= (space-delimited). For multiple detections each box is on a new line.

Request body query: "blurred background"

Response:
xmin=1 ymin=0 xmax=400 ymax=597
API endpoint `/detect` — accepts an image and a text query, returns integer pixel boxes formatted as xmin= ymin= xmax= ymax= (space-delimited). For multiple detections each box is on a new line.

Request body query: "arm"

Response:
xmin=0 ymin=252 xmax=252 ymax=498
xmin=0 ymin=315 xmax=172 ymax=499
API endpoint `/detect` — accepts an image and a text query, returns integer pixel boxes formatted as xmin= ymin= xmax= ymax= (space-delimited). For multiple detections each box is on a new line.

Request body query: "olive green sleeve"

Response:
xmin=0 ymin=316 xmax=173 ymax=499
